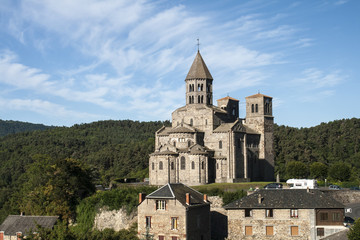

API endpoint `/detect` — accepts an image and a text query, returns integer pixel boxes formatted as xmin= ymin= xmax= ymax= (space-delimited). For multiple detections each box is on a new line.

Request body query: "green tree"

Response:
xmin=310 ymin=162 xmax=328 ymax=180
xmin=328 ymin=162 xmax=351 ymax=182
xmin=348 ymin=218 xmax=360 ymax=240
xmin=286 ymin=161 xmax=308 ymax=179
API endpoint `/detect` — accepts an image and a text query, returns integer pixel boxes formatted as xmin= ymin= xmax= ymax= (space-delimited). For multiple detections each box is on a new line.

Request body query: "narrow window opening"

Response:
xmin=159 ymin=161 xmax=163 ymax=170
xmin=251 ymin=104 xmax=254 ymax=113
xmin=255 ymin=104 xmax=258 ymax=113
xmin=219 ymin=140 xmax=222 ymax=149
xmin=180 ymin=157 xmax=186 ymax=170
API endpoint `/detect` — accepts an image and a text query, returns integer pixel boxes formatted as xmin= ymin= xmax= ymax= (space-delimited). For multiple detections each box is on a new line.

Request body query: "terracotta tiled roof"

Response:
xmin=217 ymin=96 xmax=239 ymax=101
xmin=246 ymin=93 xmax=272 ymax=99
xmin=0 ymin=215 xmax=58 ymax=236
xmin=186 ymin=51 xmax=213 ymax=80
xmin=224 ymin=189 xmax=344 ymax=210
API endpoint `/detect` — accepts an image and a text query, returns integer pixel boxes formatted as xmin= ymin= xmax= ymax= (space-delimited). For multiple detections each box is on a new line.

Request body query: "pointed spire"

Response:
xmin=186 ymin=51 xmax=213 ymax=80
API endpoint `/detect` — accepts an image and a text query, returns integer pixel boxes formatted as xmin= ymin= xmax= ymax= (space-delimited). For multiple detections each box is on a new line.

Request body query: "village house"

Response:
xmin=137 ymin=183 xmax=210 ymax=240
xmin=0 ymin=215 xmax=58 ymax=240
xmin=224 ymin=189 xmax=346 ymax=240
xmin=149 ymin=50 xmax=274 ymax=186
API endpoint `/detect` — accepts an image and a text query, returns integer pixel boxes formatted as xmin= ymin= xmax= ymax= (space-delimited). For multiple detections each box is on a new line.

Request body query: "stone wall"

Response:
xmin=93 ymin=207 xmax=136 ymax=231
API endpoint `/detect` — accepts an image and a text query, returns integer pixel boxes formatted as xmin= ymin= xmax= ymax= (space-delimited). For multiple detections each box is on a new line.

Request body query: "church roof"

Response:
xmin=146 ymin=183 xmax=208 ymax=207
xmin=246 ymin=93 xmax=272 ymax=99
xmin=168 ymin=126 xmax=196 ymax=134
xmin=217 ymin=96 xmax=239 ymax=102
xmin=0 ymin=215 xmax=58 ymax=236
xmin=186 ymin=51 xmax=213 ymax=80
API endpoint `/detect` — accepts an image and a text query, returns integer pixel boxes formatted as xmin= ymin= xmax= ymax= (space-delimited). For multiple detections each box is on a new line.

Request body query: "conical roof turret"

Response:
xmin=186 ymin=51 xmax=213 ymax=80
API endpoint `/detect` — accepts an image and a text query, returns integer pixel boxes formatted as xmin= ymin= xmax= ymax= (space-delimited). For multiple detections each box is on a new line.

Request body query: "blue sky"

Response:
xmin=0 ymin=0 xmax=359 ymax=128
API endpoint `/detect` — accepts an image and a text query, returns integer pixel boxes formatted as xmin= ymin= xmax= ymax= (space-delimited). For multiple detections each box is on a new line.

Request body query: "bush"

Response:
xmin=328 ymin=162 xmax=351 ymax=182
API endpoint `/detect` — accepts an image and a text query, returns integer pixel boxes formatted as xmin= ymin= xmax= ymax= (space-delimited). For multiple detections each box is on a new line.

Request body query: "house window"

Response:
xmin=265 ymin=209 xmax=273 ymax=218
xmin=171 ymin=237 xmax=178 ymax=240
xmin=171 ymin=217 xmax=178 ymax=230
xmin=266 ymin=226 xmax=274 ymax=236
xmin=146 ymin=216 xmax=151 ymax=228
xmin=332 ymin=212 xmax=341 ymax=221
xmin=290 ymin=209 xmax=298 ymax=218
xmin=159 ymin=236 xmax=164 ymax=240
xmin=245 ymin=209 xmax=252 ymax=217
xmin=156 ymin=200 xmax=166 ymax=210
xmin=180 ymin=157 xmax=186 ymax=170
xmin=317 ymin=228 xmax=324 ymax=237
xmin=291 ymin=226 xmax=299 ymax=236
xmin=245 ymin=226 xmax=253 ymax=236
xmin=219 ymin=140 xmax=222 ymax=149
xmin=320 ymin=212 xmax=328 ymax=221
xmin=191 ymin=161 xmax=195 ymax=169
xmin=159 ymin=161 xmax=163 ymax=170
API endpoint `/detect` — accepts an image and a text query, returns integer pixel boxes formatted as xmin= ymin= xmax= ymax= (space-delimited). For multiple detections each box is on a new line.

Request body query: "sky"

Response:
xmin=0 ymin=0 xmax=359 ymax=128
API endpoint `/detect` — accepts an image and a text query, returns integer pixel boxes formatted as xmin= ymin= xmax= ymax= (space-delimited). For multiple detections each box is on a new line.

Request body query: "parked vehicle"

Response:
xmin=329 ymin=185 xmax=341 ymax=190
xmin=264 ymin=183 xmax=283 ymax=189
xmin=286 ymin=179 xmax=318 ymax=189
xmin=350 ymin=186 xmax=360 ymax=190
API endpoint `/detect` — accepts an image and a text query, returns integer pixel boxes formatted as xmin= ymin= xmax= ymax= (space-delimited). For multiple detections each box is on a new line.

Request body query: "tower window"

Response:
xmin=198 ymin=95 xmax=201 ymax=103
xmin=255 ymin=104 xmax=258 ymax=113
xmin=201 ymin=96 xmax=204 ymax=103
xmin=190 ymin=119 xmax=193 ymax=126
xmin=251 ymin=104 xmax=254 ymax=113
xmin=219 ymin=140 xmax=222 ymax=149
xmin=159 ymin=161 xmax=163 ymax=170
xmin=198 ymin=84 xmax=201 ymax=91
xmin=152 ymin=162 xmax=154 ymax=170
xmin=191 ymin=96 xmax=194 ymax=104
xmin=232 ymin=108 xmax=236 ymax=116
xmin=201 ymin=161 xmax=204 ymax=170
xmin=191 ymin=161 xmax=195 ymax=169
xmin=180 ymin=157 xmax=186 ymax=170
xmin=171 ymin=162 xmax=174 ymax=170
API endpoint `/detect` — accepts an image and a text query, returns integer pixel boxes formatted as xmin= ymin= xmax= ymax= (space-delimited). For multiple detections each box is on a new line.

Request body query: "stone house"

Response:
xmin=0 ymin=215 xmax=58 ymax=240
xmin=137 ymin=183 xmax=210 ymax=240
xmin=224 ymin=189 xmax=346 ymax=240
xmin=149 ymin=51 xmax=274 ymax=186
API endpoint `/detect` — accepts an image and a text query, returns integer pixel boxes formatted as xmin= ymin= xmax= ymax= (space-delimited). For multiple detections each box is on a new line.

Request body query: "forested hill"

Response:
xmin=274 ymin=118 xmax=360 ymax=179
xmin=0 ymin=119 xmax=54 ymax=137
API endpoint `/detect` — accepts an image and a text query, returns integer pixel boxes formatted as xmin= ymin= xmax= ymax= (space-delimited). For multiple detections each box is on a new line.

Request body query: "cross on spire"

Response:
xmin=197 ymin=38 xmax=200 ymax=52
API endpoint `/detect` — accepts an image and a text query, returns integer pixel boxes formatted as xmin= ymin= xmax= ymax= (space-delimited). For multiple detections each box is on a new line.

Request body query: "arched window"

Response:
xmin=201 ymin=96 xmax=204 ymax=103
xmin=219 ymin=140 xmax=223 ymax=149
xmin=171 ymin=162 xmax=174 ymax=170
xmin=205 ymin=119 xmax=207 ymax=125
xmin=173 ymin=141 xmax=176 ymax=147
xmin=201 ymin=161 xmax=204 ymax=170
xmin=255 ymin=104 xmax=258 ymax=113
xmin=201 ymin=84 xmax=203 ymax=91
xmin=188 ymin=141 xmax=191 ymax=147
xmin=190 ymin=119 xmax=193 ymax=126
xmin=180 ymin=157 xmax=186 ymax=170
xmin=191 ymin=161 xmax=195 ymax=169
xmin=217 ymin=163 xmax=219 ymax=169
xmin=191 ymin=96 xmax=194 ymax=104
xmin=189 ymin=96 xmax=191 ymax=104
xmin=198 ymin=95 xmax=200 ymax=103
xmin=159 ymin=161 xmax=163 ymax=170
xmin=251 ymin=104 xmax=254 ymax=113
xmin=232 ymin=108 xmax=236 ymax=116
xmin=152 ymin=162 xmax=154 ymax=170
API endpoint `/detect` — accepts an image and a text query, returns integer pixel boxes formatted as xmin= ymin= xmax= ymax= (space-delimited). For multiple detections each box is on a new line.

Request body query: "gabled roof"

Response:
xmin=224 ymin=189 xmax=344 ymax=210
xmin=168 ymin=124 xmax=196 ymax=134
xmin=0 ymin=215 xmax=58 ymax=236
xmin=246 ymin=93 xmax=272 ymax=99
xmin=146 ymin=183 xmax=208 ymax=207
xmin=186 ymin=51 xmax=213 ymax=80
xmin=189 ymin=144 xmax=209 ymax=155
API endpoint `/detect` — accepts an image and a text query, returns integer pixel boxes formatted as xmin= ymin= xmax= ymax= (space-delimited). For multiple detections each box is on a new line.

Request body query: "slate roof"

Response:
xmin=146 ymin=183 xmax=208 ymax=207
xmin=213 ymin=123 xmax=237 ymax=133
xmin=0 ymin=215 xmax=58 ymax=236
xmin=224 ymin=189 xmax=345 ymax=210
xmin=186 ymin=51 xmax=213 ymax=80
xmin=168 ymin=126 xmax=196 ymax=134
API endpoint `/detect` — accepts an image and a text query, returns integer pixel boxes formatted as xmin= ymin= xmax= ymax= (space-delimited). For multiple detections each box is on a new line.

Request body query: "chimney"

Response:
xmin=307 ymin=187 xmax=310 ymax=193
xmin=203 ymin=194 xmax=208 ymax=202
xmin=139 ymin=193 xmax=146 ymax=204
xmin=186 ymin=193 xmax=190 ymax=205
xmin=258 ymin=194 xmax=263 ymax=204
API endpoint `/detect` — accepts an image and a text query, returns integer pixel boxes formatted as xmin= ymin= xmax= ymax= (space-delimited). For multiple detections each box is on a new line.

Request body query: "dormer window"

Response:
xmin=156 ymin=200 xmax=166 ymax=210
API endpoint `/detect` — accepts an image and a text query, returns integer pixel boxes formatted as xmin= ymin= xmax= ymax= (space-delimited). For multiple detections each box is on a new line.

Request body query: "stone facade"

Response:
xmin=149 ymin=51 xmax=274 ymax=186
xmin=94 ymin=207 xmax=136 ymax=231
xmin=137 ymin=183 xmax=210 ymax=240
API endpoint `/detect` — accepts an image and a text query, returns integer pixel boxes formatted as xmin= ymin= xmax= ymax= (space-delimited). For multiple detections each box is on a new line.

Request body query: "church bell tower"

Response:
xmin=185 ymin=51 xmax=213 ymax=105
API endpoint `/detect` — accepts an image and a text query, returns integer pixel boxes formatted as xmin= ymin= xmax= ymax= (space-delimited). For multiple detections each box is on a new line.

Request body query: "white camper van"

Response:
xmin=286 ymin=179 xmax=318 ymax=189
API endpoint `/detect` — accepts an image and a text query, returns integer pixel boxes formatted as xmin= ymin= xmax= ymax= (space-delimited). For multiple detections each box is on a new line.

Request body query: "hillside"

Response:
xmin=0 ymin=118 xmax=359 ymax=224
xmin=0 ymin=119 xmax=54 ymax=137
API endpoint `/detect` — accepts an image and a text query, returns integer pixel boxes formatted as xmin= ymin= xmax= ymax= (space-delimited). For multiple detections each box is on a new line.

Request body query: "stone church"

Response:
xmin=149 ymin=51 xmax=274 ymax=186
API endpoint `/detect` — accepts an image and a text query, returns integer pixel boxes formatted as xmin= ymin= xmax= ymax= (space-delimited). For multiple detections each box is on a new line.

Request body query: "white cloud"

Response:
xmin=293 ymin=68 xmax=344 ymax=89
